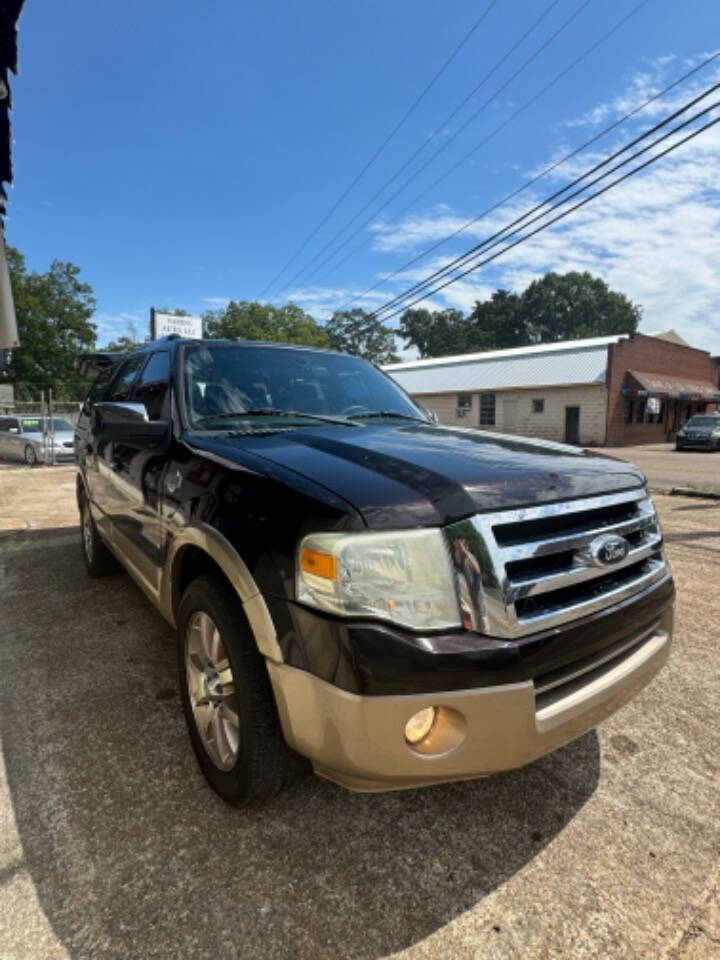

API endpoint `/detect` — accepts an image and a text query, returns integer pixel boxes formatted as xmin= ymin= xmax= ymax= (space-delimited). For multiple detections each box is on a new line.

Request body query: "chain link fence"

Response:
xmin=1 ymin=392 xmax=84 ymax=466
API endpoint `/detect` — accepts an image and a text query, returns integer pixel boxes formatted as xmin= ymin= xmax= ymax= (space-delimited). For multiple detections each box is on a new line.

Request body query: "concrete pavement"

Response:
xmin=0 ymin=465 xmax=719 ymax=959
xmin=600 ymin=444 xmax=720 ymax=493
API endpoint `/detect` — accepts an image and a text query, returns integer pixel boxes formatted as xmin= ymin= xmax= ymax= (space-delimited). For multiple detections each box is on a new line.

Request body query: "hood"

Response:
xmin=186 ymin=422 xmax=645 ymax=529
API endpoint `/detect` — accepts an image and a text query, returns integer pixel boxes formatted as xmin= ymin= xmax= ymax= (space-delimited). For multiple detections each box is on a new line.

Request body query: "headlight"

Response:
xmin=297 ymin=528 xmax=461 ymax=631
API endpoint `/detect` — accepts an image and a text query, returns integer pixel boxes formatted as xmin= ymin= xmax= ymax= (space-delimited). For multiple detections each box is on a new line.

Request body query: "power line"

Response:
xmin=344 ymin=50 xmax=720 ymax=311
xmin=370 ymin=79 xmax=720 ymax=318
xmin=278 ymin=0 xmax=576 ymax=296
xmin=257 ymin=0 xmax=499 ymax=298
xmin=300 ymin=0 xmax=651 ymax=294
xmin=374 ymin=110 xmax=720 ymax=322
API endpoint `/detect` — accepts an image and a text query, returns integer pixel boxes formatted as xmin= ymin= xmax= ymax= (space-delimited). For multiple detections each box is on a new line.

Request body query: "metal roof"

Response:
xmin=385 ymin=336 xmax=621 ymax=394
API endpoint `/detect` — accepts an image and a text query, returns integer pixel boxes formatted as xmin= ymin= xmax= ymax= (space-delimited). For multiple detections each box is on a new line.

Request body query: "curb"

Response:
xmin=667 ymin=486 xmax=720 ymax=501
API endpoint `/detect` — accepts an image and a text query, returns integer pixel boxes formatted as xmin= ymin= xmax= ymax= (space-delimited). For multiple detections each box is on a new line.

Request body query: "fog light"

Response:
xmin=405 ymin=707 xmax=437 ymax=745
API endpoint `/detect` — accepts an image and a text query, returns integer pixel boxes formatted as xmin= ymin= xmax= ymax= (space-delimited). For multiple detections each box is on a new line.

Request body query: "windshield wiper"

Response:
xmin=348 ymin=410 xmax=428 ymax=423
xmin=195 ymin=408 xmax=361 ymax=428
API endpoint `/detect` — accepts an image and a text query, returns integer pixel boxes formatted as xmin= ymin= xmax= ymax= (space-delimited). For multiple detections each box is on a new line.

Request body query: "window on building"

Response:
xmin=456 ymin=393 xmax=472 ymax=418
xmin=532 ymin=398 xmax=545 ymax=414
xmin=133 ymin=351 xmax=170 ymax=421
xmin=624 ymin=398 xmax=635 ymax=424
xmin=634 ymin=399 xmax=646 ymax=423
xmin=646 ymin=397 xmax=663 ymax=424
xmin=479 ymin=393 xmax=496 ymax=425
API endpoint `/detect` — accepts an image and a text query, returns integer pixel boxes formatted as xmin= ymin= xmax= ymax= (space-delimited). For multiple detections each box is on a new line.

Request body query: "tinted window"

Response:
xmin=108 ymin=355 xmax=146 ymax=402
xmin=82 ymin=366 xmax=115 ymax=415
xmin=687 ymin=416 xmax=720 ymax=428
xmin=0 ymin=418 xmax=11 ymax=431
xmin=133 ymin=351 xmax=170 ymax=421
xmin=182 ymin=344 xmax=424 ymax=428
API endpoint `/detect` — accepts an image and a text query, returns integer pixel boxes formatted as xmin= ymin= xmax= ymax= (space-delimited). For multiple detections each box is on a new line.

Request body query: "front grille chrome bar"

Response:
xmin=444 ymin=487 xmax=669 ymax=639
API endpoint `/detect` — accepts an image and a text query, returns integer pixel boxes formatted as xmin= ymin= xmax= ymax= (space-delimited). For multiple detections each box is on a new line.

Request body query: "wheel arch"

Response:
xmin=165 ymin=524 xmax=282 ymax=663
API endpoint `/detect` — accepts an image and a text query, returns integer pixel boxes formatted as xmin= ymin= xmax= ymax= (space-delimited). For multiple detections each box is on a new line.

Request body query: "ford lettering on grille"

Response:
xmin=590 ymin=534 xmax=630 ymax=567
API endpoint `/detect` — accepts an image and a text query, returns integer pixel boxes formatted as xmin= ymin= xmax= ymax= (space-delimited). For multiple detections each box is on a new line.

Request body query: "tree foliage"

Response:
xmin=5 ymin=246 xmax=97 ymax=399
xmin=397 ymin=308 xmax=470 ymax=359
xmin=325 ymin=309 xmax=399 ymax=364
xmin=515 ymin=272 xmax=641 ymax=342
xmin=399 ymin=272 xmax=641 ymax=358
xmin=204 ymin=300 xmax=329 ymax=347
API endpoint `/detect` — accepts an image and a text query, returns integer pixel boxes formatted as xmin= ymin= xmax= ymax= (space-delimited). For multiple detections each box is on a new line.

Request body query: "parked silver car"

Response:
xmin=0 ymin=415 xmax=76 ymax=465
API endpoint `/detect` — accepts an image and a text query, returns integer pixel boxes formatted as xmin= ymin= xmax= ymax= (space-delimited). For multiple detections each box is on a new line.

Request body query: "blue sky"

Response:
xmin=8 ymin=0 xmax=720 ymax=353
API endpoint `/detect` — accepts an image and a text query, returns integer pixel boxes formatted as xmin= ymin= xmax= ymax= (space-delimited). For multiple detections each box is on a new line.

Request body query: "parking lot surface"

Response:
xmin=601 ymin=444 xmax=720 ymax=492
xmin=1 ymin=465 xmax=719 ymax=959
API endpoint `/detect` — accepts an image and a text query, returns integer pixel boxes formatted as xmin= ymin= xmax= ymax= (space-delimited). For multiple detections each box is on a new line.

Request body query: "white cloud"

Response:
xmin=352 ymin=55 xmax=720 ymax=355
xmin=202 ymin=296 xmax=231 ymax=307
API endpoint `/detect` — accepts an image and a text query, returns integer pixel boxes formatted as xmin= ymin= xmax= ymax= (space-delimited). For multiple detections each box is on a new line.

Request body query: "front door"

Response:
xmin=565 ymin=406 xmax=580 ymax=445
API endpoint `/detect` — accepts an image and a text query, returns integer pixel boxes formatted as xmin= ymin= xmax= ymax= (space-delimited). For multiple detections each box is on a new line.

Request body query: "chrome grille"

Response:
xmin=445 ymin=488 xmax=668 ymax=639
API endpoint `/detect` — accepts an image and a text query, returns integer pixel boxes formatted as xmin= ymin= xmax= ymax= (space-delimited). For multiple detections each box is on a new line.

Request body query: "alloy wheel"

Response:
xmin=185 ymin=611 xmax=240 ymax=771
xmin=82 ymin=504 xmax=94 ymax=562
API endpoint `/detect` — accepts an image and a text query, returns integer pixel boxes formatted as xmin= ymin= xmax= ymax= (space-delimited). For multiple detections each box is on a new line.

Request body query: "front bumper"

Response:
xmin=268 ymin=606 xmax=672 ymax=792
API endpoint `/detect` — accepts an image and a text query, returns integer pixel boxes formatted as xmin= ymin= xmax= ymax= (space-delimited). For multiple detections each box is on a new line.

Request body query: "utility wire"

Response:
xmin=302 ymin=0 xmax=651 ymax=294
xmin=257 ymin=0 xmax=499 ymax=298
xmin=278 ymin=0 xmax=574 ymax=296
xmin=344 ymin=50 xmax=720 ymax=311
xmin=370 ymin=80 xmax=720 ymax=317
xmin=373 ymin=111 xmax=720 ymax=322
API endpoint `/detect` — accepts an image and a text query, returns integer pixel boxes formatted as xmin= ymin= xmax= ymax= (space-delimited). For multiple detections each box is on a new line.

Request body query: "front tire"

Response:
xmin=177 ymin=574 xmax=296 ymax=807
xmin=80 ymin=495 xmax=120 ymax=576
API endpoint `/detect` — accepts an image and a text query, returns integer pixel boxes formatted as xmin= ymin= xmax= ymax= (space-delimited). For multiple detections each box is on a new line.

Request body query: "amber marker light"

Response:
xmin=300 ymin=548 xmax=338 ymax=580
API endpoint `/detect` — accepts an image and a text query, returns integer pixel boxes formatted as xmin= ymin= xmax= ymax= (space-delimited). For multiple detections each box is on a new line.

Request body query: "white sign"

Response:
xmin=151 ymin=310 xmax=203 ymax=340
xmin=646 ymin=397 xmax=661 ymax=414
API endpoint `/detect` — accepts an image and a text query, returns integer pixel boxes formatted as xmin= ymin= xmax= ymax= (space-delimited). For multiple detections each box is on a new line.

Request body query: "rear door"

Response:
xmin=78 ymin=364 xmax=116 ymax=519
xmin=92 ymin=354 xmax=146 ymax=531
xmin=104 ymin=350 xmax=172 ymax=590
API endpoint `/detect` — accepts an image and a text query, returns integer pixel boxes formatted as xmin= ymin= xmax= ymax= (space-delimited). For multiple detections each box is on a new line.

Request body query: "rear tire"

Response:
xmin=177 ymin=574 xmax=297 ymax=807
xmin=80 ymin=495 xmax=121 ymax=576
xmin=24 ymin=445 xmax=38 ymax=466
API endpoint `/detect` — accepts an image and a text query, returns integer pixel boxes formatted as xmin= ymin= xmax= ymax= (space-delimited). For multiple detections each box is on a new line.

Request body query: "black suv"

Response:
xmin=75 ymin=338 xmax=674 ymax=806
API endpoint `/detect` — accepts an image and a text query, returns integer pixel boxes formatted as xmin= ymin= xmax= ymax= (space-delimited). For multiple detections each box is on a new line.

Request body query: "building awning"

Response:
xmin=622 ymin=370 xmax=720 ymax=401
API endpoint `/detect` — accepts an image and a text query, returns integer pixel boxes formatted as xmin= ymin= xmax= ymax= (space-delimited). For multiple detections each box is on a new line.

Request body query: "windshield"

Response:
xmin=685 ymin=417 xmax=720 ymax=428
xmin=21 ymin=417 xmax=74 ymax=433
xmin=182 ymin=344 xmax=425 ymax=428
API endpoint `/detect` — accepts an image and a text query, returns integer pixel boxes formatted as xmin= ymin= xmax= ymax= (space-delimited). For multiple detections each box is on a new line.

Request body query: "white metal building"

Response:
xmin=383 ymin=333 xmax=717 ymax=447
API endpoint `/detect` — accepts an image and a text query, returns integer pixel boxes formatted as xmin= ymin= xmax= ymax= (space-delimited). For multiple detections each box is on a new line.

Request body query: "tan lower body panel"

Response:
xmin=267 ymin=626 xmax=671 ymax=792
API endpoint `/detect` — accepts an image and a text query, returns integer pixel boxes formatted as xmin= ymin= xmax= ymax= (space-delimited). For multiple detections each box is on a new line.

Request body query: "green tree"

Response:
xmin=398 ymin=307 xmax=470 ymax=358
xmin=5 ymin=246 xmax=97 ymax=399
xmin=515 ymin=271 xmax=640 ymax=343
xmin=398 ymin=273 xmax=641 ymax=357
xmin=204 ymin=300 xmax=329 ymax=347
xmin=466 ymin=289 xmax=523 ymax=351
xmin=325 ymin=309 xmax=399 ymax=363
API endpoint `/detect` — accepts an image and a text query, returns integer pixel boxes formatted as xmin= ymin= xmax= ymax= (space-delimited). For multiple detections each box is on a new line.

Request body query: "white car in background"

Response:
xmin=0 ymin=415 xmax=76 ymax=465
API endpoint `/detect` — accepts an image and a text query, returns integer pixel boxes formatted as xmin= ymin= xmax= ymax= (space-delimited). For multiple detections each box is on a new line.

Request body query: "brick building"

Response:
xmin=385 ymin=332 xmax=720 ymax=447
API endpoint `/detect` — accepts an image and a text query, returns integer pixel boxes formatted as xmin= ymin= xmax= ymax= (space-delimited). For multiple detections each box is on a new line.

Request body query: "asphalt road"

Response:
xmin=1 ymin=466 xmax=719 ymax=959
xmin=600 ymin=444 xmax=720 ymax=492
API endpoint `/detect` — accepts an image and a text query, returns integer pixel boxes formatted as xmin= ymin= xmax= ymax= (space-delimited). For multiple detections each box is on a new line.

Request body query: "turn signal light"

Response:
xmin=300 ymin=548 xmax=337 ymax=580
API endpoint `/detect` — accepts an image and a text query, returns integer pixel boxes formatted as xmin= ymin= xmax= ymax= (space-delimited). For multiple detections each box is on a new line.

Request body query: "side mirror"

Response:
xmin=8 ymin=426 xmax=19 ymax=433
xmin=92 ymin=402 xmax=169 ymax=447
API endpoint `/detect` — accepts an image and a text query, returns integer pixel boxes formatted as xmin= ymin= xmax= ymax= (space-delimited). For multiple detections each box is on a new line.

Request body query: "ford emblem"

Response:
xmin=589 ymin=534 xmax=630 ymax=567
